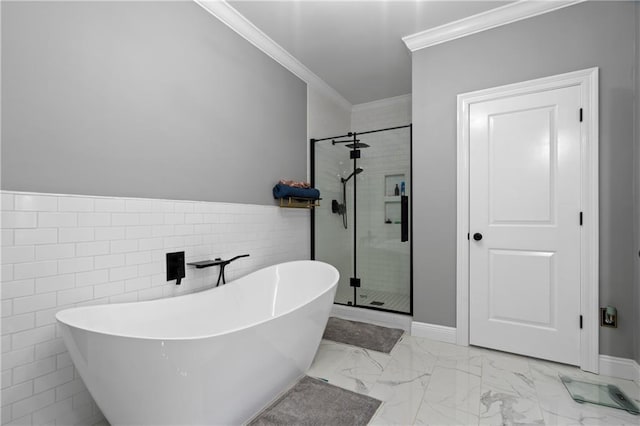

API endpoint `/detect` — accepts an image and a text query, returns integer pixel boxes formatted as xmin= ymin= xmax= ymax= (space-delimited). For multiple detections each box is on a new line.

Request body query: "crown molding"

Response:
xmin=195 ymin=0 xmax=352 ymax=111
xmin=402 ymin=0 xmax=586 ymax=52
xmin=351 ymin=93 xmax=411 ymax=113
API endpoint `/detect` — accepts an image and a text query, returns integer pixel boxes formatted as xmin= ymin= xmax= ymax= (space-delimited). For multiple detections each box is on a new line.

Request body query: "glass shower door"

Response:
xmin=311 ymin=124 xmax=412 ymax=314
xmin=354 ymin=126 xmax=411 ymax=313
xmin=313 ymin=139 xmax=354 ymax=306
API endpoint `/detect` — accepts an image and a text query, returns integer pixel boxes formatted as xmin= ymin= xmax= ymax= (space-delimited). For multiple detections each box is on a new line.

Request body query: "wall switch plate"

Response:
xmin=166 ymin=251 xmax=185 ymax=285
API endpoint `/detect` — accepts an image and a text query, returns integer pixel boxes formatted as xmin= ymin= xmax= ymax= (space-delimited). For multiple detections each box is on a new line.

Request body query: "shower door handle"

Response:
xmin=401 ymin=195 xmax=409 ymax=242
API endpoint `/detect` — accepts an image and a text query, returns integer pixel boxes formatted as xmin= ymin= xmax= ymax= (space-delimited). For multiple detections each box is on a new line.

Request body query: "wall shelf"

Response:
xmin=279 ymin=197 xmax=321 ymax=209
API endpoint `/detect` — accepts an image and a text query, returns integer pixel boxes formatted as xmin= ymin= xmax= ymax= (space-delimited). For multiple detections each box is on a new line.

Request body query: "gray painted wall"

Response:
xmin=1 ymin=1 xmax=307 ymax=205
xmin=412 ymin=1 xmax=638 ymax=358
xmin=307 ymin=87 xmax=351 ymax=140
xmin=635 ymin=1 xmax=640 ymax=366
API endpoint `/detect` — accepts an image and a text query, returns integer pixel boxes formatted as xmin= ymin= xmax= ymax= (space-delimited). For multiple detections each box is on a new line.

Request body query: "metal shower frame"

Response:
xmin=310 ymin=124 xmax=413 ymax=316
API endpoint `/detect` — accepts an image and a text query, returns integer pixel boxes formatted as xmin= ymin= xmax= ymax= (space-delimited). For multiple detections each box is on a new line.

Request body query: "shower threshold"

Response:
xmin=335 ymin=287 xmax=410 ymax=314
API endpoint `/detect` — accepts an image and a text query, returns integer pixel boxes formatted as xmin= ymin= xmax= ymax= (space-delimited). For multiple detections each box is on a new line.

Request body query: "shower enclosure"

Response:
xmin=311 ymin=125 xmax=412 ymax=315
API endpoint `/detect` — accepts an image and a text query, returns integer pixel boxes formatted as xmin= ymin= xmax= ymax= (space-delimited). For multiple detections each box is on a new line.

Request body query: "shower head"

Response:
xmin=345 ymin=142 xmax=370 ymax=149
xmin=331 ymin=139 xmax=370 ymax=149
xmin=341 ymin=167 xmax=364 ymax=183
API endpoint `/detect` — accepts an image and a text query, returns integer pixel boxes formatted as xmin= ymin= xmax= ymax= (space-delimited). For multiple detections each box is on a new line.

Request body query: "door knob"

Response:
xmin=473 ymin=233 xmax=483 ymax=241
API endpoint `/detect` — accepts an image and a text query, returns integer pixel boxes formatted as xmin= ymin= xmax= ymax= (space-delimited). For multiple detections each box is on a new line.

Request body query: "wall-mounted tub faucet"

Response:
xmin=214 ymin=254 xmax=249 ymax=286
xmin=186 ymin=254 xmax=250 ymax=286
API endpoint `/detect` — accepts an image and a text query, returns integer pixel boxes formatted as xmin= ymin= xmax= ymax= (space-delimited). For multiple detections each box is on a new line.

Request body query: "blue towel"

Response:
xmin=273 ymin=183 xmax=320 ymax=200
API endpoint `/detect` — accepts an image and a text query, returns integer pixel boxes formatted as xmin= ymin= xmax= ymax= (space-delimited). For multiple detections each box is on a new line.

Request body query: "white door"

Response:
xmin=469 ymin=85 xmax=582 ymax=365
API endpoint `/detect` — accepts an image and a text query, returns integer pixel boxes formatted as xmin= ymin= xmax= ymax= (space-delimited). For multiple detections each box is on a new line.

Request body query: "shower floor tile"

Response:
xmin=334 ymin=287 xmax=411 ymax=313
xmin=308 ymin=334 xmax=640 ymax=425
xmin=357 ymin=288 xmax=410 ymax=312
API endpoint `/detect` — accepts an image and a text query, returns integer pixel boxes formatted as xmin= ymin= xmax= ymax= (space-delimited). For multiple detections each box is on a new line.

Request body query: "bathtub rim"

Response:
xmin=55 ymin=260 xmax=339 ymax=342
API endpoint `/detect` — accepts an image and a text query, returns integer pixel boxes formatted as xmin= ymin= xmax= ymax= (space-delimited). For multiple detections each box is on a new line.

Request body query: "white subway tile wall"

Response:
xmin=1 ymin=191 xmax=309 ymax=425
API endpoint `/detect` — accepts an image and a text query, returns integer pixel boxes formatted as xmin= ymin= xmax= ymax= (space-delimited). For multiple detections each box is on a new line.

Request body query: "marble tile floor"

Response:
xmin=308 ymin=334 xmax=640 ymax=425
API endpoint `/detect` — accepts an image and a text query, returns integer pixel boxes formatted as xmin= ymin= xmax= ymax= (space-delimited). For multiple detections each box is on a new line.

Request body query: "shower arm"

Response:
xmin=332 ymin=139 xmax=359 ymax=145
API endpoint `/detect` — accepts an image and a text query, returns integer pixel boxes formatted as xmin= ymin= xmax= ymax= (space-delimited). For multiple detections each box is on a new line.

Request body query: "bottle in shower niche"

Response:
xmin=401 ymin=181 xmax=405 ymax=196
xmin=394 ymin=184 xmax=399 ymax=196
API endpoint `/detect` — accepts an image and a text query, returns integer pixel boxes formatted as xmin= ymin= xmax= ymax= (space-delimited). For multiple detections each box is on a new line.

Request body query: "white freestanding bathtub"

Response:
xmin=56 ymin=260 xmax=339 ymax=425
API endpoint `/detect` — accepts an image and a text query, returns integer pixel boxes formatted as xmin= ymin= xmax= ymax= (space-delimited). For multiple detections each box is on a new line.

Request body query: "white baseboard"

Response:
xmin=599 ymin=355 xmax=640 ymax=381
xmin=330 ymin=305 xmax=412 ymax=332
xmin=411 ymin=321 xmax=457 ymax=344
xmin=330 ymin=312 xmax=640 ymax=382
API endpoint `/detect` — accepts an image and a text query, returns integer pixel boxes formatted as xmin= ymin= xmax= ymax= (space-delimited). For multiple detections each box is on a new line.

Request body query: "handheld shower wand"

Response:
xmin=338 ymin=167 xmax=364 ymax=229
xmin=341 ymin=167 xmax=364 ymax=184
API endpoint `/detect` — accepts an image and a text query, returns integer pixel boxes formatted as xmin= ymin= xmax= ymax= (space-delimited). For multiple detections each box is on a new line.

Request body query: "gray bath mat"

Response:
xmin=248 ymin=376 xmax=381 ymax=426
xmin=322 ymin=317 xmax=404 ymax=353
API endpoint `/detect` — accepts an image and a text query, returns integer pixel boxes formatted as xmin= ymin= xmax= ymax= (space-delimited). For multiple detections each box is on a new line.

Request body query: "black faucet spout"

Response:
xmin=225 ymin=254 xmax=250 ymax=264
xmin=216 ymin=254 xmax=250 ymax=286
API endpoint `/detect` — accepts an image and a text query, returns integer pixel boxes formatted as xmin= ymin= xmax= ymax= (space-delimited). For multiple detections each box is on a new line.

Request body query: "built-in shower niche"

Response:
xmin=384 ymin=173 xmax=405 ymax=224
xmin=384 ymin=203 xmax=401 ymax=224
xmin=384 ymin=174 xmax=405 ymax=196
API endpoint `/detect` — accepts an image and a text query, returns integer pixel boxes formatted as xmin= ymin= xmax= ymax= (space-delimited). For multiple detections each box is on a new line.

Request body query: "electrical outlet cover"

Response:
xmin=600 ymin=308 xmax=617 ymax=328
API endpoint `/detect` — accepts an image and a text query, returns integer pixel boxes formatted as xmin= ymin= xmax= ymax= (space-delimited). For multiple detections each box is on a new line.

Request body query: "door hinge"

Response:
xmin=580 ymin=315 xmax=583 ymax=329
xmin=350 ymin=277 xmax=361 ymax=288
xmin=579 ymin=211 xmax=583 ymax=226
xmin=579 ymin=108 xmax=583 ymax=122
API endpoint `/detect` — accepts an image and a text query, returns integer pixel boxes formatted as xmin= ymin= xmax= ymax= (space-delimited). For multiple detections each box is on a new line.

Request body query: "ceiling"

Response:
xmin=228 ymin=1 xmax=509 ymax=105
